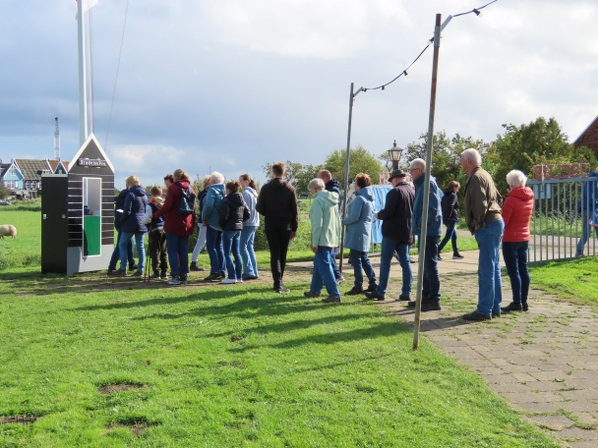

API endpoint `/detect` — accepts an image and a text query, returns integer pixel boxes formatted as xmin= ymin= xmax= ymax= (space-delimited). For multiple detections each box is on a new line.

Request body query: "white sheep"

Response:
xmin=0 ymin=224 xmax=18 ymax=239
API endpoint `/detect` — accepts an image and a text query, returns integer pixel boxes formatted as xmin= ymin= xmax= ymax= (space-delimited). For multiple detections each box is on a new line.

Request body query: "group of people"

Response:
xmin=107 ymin=170 xmax=261 ymax=287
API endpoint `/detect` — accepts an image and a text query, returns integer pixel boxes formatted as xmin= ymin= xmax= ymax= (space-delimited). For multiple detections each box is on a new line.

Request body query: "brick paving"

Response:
xmin=375 ymin=249 xmax=598 ymax=448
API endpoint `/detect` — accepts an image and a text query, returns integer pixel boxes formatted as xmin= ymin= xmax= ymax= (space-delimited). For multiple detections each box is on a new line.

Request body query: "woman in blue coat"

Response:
xmin=111 ymin=175 xmax=148 ymax=277
xmin=342 ymin=173 xmax=377 ymax=295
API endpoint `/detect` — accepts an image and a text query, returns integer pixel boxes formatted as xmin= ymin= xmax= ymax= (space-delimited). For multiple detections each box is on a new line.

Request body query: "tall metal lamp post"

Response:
xmin=388 ymin=140 xmax=403 ymax=171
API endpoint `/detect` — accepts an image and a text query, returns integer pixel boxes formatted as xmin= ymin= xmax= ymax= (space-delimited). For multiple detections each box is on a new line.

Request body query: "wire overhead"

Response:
xmin=354 ymin=0 xmax=498 ymax=97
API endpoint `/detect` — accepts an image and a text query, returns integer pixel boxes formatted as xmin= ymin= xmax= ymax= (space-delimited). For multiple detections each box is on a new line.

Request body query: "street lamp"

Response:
xmin=387 ymin=140 xmax=403 ymax=171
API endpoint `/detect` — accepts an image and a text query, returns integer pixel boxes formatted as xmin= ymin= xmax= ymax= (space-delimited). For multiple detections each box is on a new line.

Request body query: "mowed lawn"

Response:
xmin=0 ymin=211 xmax=558 ymax=447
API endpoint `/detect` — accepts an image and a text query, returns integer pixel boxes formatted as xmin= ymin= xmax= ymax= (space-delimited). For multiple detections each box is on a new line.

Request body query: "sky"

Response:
xmin=1 ymin=0 xmax=597 ymax=189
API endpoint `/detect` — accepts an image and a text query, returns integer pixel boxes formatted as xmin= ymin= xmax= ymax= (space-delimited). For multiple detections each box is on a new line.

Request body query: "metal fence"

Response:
xmin=527 ymin=177 xmax=597 ymax=264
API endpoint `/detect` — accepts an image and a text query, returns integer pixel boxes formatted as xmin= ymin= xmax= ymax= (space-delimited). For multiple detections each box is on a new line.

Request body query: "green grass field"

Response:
xmin=0 ymin=211 xmax=559 ymax=447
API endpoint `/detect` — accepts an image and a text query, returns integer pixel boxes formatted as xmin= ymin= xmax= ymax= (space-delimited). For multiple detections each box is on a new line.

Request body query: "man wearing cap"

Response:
xmin=408 ymin=158 xmax=443 ymax=312
xmin=365 ymin=169 xmax=414 ymax=301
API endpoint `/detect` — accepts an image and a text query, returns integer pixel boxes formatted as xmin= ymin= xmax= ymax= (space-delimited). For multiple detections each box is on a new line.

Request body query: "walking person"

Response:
xmin=219 ymin=182 xmax=250 ymax=284
xmin=461 ymin=148 xmax=504 ymax=321
xmin=202 ymin=172 xmax=226 ymax=281
xmin=110 ymin=175 xmax=148 ymax=277
xmin=342 ymin=173 xmax=377 ymax=295
xmin=190 ymin=175 xmax=211 ymax=272
xmin=409 ymin=158 xmax=442 ymax=312
xmin=239 ymin=174 xmax=260 ymax=280
xmin=575 ymin=167 xmax=598 ymax=257
xmin=256 ymin=162 xmax=298 ymax=293
xmin=365 ymin=169 xmax=414 ymax=302
xmin=152 ymin=169 xmax=196 ymax=285
xmin=303 ymin=178 xmax=342 ymax=303
xmin=501 ymin=170 xmax=534 ymax=313
xmin=438 ymin=181 xmax=464 ymax=260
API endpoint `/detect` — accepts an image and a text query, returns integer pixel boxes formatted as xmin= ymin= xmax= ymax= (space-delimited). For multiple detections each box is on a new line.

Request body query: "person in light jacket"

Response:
xmin=303 ymin=178 xmax=342 ymax=303
xmin=202 ymin=172 xmax=226 ymax=282
xmin=501 ymin=170 xmax=534 ymax=313
xmin=342 ymin=173 xmax=377 ymax=295
xmin=239 ymin=173 xmax=260 ymax=280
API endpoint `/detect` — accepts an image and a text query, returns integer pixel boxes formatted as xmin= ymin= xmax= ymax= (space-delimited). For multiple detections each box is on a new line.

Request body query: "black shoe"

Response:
xmin=179 ymin=274 xmax=188 ymax=285
xmin=216 ymin=272 xmax=226 ymax=280
xmin=437 ymin=254 xmax=443 ymax=261
xmin=189 ymin=262 xmax=205 ymax=272
xmin=149 ymin=273 xmax=161 ymax=280
xmin=501 ymin=302 xmax=523 ymax=313
xmin=365 ymin=290 xmax=385 ymax=301
xmin=303 ymin=291 xmax=321 ymax=298
xmin=204 ymin=273 xmax=220 ymax=282
xmin=398 ymin=294 xmax=410 ymax=301
xmin=366 ymin=283 xmax=377 ymax=293
xmin=407 ymin=296 xmax=429 ymax=308
xmin=107 ymin=268 xmax=116 ymax=274
xmin=522 ymin=302 xmax=529 ymax=312
xmin=421 ymin=299 xmax=441 ymax=312
xmin=453 ymin=253 xmax=464 ymax=259
xmin=463 ymin=311 xmax=492 ymax=321
xmin=108 ymin=269 xmax=127 ymax=276
xmin=128 ymin=263 xmax=138 ymax=272
xmin=345 ymin=286 xmax=364 ymax=296
xmin=322 ymin=296 xmax=341 ymax=303
xmin=160 ymin=271 xmax=168 ymax=280
xmin=133 ymin=271 xmax=143 ymax=277
xmin=492 ymin=311 xmax=501 ymax=318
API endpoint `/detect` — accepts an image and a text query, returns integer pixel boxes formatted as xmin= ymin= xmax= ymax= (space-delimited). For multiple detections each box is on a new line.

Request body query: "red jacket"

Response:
xmin=502 ymin=186 xmax=534 ymax=242
xmin=153 ymin=180 xmax=195 ymax=236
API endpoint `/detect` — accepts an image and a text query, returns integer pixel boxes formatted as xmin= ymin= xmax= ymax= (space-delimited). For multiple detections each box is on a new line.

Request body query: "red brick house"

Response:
xmin=574 ymin=115 xmax=598 ymax=156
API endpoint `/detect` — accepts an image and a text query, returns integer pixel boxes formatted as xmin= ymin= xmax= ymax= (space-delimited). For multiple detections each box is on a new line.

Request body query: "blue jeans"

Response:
xmin=502 ymin=241 xmax=530 ymax=305
xmin=576 ymin=209 xmax=598 ymax=256
xmin=474 ymin=219 xmax=505 ymax=316
xmin=240 ymin=226 xmax=258 ymax=277
xmin=222 ymin=230 xmax=242 ymax=280
xmin=349 ymin=249 xmax=376 ymax=289
xmin=206 ymin=226 xmax=225 ymax=275
xmin=119 ymin=231 xmax=145 ymax=273
xmin=378 ymin=237 xmax=412 ymax=296
xmin=109 ymin=229 xmax=135 ymax=269
xmin=438 ymin=218 xmax=458 ymax=254
xmin=310 ymin=246 xmax=340 ymax=297
xmin=165 ymin=232 xmax=189 ymax=276
xmin=421 ymin=235 xmax=441 ymax=299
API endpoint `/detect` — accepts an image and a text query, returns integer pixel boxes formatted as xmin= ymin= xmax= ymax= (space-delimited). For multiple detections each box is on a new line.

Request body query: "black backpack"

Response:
xmin=177 ymin=184 xmax=196 ymax=215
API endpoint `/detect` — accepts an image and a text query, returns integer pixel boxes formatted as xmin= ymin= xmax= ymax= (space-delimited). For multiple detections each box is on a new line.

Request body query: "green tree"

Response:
xmin=0 ymin=184 xmax=8 ymax=200
xmin=402 ymin=131 xmax=489 ymax=190
xmin=487 ymin=117 xmax=597 ymax=193
xmin=324 ymin=145 xmax=384 ymax=189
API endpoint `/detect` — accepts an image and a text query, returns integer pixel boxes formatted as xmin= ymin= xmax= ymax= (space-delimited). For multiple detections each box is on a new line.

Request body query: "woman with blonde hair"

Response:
xmin=153 ymin=168 xmax=196 ymax=285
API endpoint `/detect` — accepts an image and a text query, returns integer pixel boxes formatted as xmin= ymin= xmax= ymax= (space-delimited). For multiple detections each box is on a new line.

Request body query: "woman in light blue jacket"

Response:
xmin=239 ymin=174 xmax=260 ymax=280
xmin=342 ymin=173 xmax=377 ymax=295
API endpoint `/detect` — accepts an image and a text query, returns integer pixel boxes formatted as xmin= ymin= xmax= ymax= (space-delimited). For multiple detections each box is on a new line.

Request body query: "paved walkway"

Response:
xmin=374 ymin=250 xmax=598 ymax=448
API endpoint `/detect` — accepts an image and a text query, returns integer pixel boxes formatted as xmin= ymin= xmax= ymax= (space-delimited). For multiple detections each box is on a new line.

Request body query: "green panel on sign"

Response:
xmin=84 ymin=216 xmax=101 ymax=256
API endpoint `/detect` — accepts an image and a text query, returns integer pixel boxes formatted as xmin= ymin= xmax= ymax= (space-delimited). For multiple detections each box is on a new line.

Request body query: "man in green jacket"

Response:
xmin=303 ymin=178 xmax=342 ymax=303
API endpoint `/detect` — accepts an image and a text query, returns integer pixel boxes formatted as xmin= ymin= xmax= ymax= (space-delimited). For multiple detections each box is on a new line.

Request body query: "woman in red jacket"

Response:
xmin=153 ymin=168 xmax=196 ymax=285
xmin=501 ymin=170 xmax=534 ymax=313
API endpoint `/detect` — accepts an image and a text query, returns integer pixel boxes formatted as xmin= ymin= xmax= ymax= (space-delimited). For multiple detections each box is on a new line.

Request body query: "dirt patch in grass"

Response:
xmin=0 ymin=415 xmax=38 ymax=424
xmin=98 ymin=383 xmax=143 ymax=395
xmin=105 ymin=423 xmax=146 ymax=437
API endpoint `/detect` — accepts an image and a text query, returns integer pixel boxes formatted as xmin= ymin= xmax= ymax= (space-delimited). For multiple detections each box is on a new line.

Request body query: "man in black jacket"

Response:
xmin=256 ymin=162 xmax=299 ymax=293
xmin=365 ymin=169 xmax=414 ymax=301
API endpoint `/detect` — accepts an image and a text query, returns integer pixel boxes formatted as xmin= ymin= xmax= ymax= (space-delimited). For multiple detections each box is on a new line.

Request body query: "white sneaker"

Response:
xmin=221 ymin=278 xmax=237 ymax=284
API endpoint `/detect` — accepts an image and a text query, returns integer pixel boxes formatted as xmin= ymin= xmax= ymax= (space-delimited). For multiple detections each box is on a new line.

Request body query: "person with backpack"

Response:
xmin=202 ymin=172 xmax=226 ymax=281
xmin=152 ymin=168 xmax=196 ymax=285
xmin=219 ymin=181 xmax=250 ymax=284
xmin=107 ymin=188 xmax=137 ymax=274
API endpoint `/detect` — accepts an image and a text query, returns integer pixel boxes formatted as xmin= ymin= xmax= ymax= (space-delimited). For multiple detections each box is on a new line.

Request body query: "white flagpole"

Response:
xmin=77 ymin=0 xmax=89 ymax=145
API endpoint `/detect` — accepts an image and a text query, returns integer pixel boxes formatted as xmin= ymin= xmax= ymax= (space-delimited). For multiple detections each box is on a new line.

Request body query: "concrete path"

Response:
xmin=374 ymin=250 xmax=598 ymax=448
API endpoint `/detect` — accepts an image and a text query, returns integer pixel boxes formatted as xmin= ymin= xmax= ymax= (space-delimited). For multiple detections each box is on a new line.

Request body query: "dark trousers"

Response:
xmin=265 ymin=218 xmax=292 ymax=287
xmin=148 ymin=227 xmax=168 ymax=274
xmin=502 ymin=241 xmax=530 ymax=305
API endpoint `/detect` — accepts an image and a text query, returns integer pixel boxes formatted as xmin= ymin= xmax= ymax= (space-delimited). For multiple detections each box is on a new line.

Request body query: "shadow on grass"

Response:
xmin=383 ymin=304 xmax=472 ymax=331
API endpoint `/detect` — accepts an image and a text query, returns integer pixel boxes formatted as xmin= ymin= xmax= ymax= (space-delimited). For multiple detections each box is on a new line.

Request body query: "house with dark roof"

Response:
xmin=0 ymin=158 xmax=55 ymax=198
xmin=574 ymin=115 xmax=598 ymax=156
xmin=48 ymin=159 xmax=70 ymax=175
xmin=0 ymin=159 xmax=24 ymax=191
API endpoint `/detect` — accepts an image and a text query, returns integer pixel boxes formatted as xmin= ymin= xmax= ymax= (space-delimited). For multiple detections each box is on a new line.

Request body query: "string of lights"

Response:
xmin=354 ymin=0 xmax=498 ymax=97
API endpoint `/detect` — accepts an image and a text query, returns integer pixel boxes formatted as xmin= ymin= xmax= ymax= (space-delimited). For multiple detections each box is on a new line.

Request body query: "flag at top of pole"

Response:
xmin=76 ymin=0 xmax=98 ymax=12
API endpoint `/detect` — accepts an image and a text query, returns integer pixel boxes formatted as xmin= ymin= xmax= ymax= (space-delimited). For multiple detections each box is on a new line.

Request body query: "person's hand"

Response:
xmin=291 ymin=231 xmax=297 ymax=239
xmin=150 ymin=214 xmax=153 ymax=218
xmin=312 ymin=246 xmax=318 ymax=253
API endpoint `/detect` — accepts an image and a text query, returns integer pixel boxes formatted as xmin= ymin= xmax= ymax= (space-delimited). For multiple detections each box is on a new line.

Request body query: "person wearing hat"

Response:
xmin=408 ymin=158 xmax=443 ymax=312
xmin=365 ymin=168 xmax=414 ymax=301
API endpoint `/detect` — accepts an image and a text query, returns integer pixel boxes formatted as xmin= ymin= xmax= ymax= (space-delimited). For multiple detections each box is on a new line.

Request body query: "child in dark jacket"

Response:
xmin=218 ymin=182 xmax=250 ymax=284
xmin=144 ymin=186 xmax=168 ymax=279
